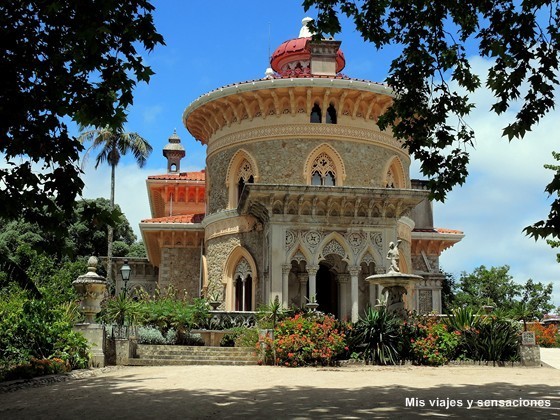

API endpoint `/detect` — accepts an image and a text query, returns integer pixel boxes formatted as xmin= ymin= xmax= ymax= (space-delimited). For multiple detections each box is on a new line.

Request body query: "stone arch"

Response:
xmin=382 ymin=155 xmax=408 ymax=189
xmin=317 ymin=232 xmax=351 ymax=264
xmin=225 ymin=149 xmax=259 ymax=208
xmin=304 ymin=143 xmax=346 ymax=186
xmin=223 ymin=246 xmax=258 ymax=311
xmin=287 ymin=245 xmax=312 ymax=266
xmin=357 ymin=245 xmax=383 ymax=269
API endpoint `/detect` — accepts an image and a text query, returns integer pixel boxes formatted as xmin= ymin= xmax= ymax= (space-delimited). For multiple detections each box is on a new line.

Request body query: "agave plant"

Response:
xmin=352 ymin=306 xmax=403 ymax=365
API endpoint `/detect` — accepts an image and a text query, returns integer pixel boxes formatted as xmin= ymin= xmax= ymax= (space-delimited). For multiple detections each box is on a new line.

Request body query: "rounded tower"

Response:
xmin=181 ymin=18 xmax=458 ymax=320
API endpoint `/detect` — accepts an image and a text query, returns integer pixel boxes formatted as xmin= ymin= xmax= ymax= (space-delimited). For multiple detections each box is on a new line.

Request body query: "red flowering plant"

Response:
xmin=529 ymin=323 xmax=560 ymax=347
xmin=265 ymin=312 xmax=347 ymax=367
xmin=409 ymin=316 xmax=460 ymax=366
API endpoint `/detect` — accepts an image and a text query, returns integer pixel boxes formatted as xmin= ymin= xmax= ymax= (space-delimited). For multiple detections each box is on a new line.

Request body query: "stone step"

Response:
xmin=132 ymin=345 xmax=259 ymax=366
xmin=127 ymin=358 xmax=259 ymax=366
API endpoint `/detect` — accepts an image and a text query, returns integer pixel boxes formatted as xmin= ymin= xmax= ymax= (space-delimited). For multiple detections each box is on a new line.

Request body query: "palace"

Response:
xmin=139 ymin=18 xmax=463 ymax=321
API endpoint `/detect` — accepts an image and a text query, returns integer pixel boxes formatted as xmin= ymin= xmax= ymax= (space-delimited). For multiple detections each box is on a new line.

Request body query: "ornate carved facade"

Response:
xmin=139 ymin=18 xmax=464 ymax=321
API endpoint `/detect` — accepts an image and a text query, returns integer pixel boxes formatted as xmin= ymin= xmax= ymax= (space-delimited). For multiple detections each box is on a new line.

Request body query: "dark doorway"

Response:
xmin=316 ymin=263 xmax=338 ymax=317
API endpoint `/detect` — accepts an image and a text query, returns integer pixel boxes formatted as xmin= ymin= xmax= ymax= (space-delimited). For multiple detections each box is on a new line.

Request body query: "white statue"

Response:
xmin=387 ymin=240 xmax=402 ymax=273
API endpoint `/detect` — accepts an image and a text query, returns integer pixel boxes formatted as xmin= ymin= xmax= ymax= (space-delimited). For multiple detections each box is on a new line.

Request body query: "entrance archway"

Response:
xmin=316 ymin=263 xmax=337 ymax=317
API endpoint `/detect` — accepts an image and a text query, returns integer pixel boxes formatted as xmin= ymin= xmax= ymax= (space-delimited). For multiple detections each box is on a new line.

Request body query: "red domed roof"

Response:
xmin=270 ymin=36 xmax=345 ymax=77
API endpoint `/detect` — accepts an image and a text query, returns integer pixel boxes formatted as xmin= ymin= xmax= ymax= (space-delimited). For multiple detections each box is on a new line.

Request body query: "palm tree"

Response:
xmin=78 ymin=126 xmax=152 ymax=290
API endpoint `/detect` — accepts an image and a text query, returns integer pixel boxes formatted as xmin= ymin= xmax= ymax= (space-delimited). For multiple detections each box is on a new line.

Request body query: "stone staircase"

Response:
xmin=127 ymin=344 xmax=260 ymax=366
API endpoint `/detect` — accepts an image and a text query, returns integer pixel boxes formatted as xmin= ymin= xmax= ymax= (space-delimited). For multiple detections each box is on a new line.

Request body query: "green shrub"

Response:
xmin=137 ymin=326 xmax=168 ymax=345
xmin=235 ymin=327 xmax=259 ymax=348
xmin=462 ymin=316 xmax=520 ymax=363
xmin=0 ymin=292 xmax=90 ymax=374
xmin=351 ymin=306 xmax=403 ymax=365
xmin=4 ymin=357 xmax=69 ymax=381
xmin=268 ymin=313 xmax=347 ymax=367
xmin=410 ymin=318 xmax=460 ymax=366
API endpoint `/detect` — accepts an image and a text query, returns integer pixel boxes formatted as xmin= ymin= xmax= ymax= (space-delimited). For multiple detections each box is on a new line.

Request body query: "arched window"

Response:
xmin=326 ymin=103 xmax=337 ymax=124
xmin=311 ymin=153 xmax=337 ymax=186
xmin=310 ymin=103 xmax=322 ymax=123
xmin=233 ymin=258 xmax=253 ymax=311
xmin=236 ymin=159 xmax=254 ymax=202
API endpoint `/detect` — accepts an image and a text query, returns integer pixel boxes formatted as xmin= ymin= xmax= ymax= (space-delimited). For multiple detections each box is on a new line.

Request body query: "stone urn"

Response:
xmin=73 ymin=256 xmax=107 ymax=323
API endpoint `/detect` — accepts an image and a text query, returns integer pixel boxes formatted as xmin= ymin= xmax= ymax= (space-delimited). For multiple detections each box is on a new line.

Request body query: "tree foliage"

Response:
xmin=452 ymin=265 xmax=554 ymax=319
xmin=303 ymin=0 xmax=559 ymax=204
xmin=0 ymin=0 xmax=163 ymax=234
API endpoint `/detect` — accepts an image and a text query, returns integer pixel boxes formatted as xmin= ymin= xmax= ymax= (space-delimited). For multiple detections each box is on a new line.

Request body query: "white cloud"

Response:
xmin=80 ymin=161 xmax=165 ymax=241
xmin=427 ymin=56 xmax=560 ymax=308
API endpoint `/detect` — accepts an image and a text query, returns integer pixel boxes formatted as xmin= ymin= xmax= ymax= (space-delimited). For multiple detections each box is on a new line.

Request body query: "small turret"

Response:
xmin=163 ymin=129 xmax=186 ymax=173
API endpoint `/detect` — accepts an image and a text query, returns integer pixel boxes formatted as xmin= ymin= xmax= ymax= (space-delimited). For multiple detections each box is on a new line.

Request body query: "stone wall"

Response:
xmin=206 ymin=229 xmax=264 ymax=305
xmin=159 ymin=246 xmax=202 ymax=299
xmin=206 ymin=137 xmax=407 ymax=214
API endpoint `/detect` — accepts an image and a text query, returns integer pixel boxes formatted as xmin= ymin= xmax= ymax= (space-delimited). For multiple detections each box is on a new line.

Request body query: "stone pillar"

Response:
xmin=349 ymin=266 xmax=361 ymax=323
xmin=338 ymin=274 xmax=350 ymax=321
xmin=72 ymin=256 xmax=108 ymax=367
xmin=368 ymin=281 xmax=378 ymax=308
xmin=307 ymin=265 xmax=319 ymax=302
xmin=241 ymin=277 xmax=247 ymax=311
xmin=282 ymin=264 xmax=291 ymax=308
xmin=298 ymin=273 xmax=308 ymax=307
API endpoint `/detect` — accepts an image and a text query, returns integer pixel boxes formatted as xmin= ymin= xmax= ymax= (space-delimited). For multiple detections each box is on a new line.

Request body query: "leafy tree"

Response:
xmin=526 ymin=151 xmax=560 ymax=241
xmin=78 ymin=127 xmax=152 ymax=285
xmin=303 ymin=1 xmax=560 ymax=229
xmin=128 ymin=242 xmax=148 ymax=258
xmin=440 ymin=270 xmax=456 ymax=313
xmin=0 ymin=198 xmax=136 ymax=264
xmin=0 ymin=0 xmax=163 ymax=235
xmin=69 ymin=198 xmax=136 ymax=259
xmin=519 ymin=278 xmax=555 ymax=319
xmin=454 ymin=265 xmax=520 ymax=311
xmin=452 ymin=265 xmax=554 ymax=319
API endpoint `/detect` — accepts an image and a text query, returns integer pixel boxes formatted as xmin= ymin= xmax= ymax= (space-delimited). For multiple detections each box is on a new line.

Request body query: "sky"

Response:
xmin=76 ymin=1 xmax=560 ymax=307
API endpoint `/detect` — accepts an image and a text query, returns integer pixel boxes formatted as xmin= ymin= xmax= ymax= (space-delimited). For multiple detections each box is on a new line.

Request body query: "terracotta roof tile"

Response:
xmin=435 ymin=228 xmax=464 ymax=235
xmin=141 ymin=214 xmax=205 ymax=224
xmin=148 ymin=170 xmax=205 ymax=181
xmin=413 ymin=228 xmax=464 ymax=235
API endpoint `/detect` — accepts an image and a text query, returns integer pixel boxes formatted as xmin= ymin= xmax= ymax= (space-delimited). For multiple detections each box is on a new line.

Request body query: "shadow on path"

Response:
xmin=1 ymin=368 xmax=559 ymax=419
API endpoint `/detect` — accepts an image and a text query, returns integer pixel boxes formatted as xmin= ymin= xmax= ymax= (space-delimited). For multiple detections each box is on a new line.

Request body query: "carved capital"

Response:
xmin=348 ymin=266 xmax=361 ymax=277
xmin=307 ymin=264 xmax=320 ymax=276
xmin=282 ymin=264 xmax=292 ymax=275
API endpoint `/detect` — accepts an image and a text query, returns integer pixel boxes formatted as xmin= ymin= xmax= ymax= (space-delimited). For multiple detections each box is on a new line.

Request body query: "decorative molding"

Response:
xmin=208 ymin=124 xmax=404 ymax=157
xmin=322 ymin=239 xmax=346 ymax=259
xmin=205 ymin=214 xmax=257 ymax=241
xmin=234 ymin=258 xmax=252 ymax=280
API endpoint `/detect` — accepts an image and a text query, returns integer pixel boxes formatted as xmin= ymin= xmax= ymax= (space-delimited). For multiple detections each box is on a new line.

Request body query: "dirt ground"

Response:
xmin=1 ymin=365 xmax=559 ymax=419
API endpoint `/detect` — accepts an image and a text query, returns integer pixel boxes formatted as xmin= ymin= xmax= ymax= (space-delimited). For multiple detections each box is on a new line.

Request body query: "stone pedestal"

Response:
xmin=365 ymin=272 xmax=423 ymax=317
xmin=519 ymin=331 xmax=540 ymax=367
xmin=115 ymin=338 xmax=137 ymax=365
xmin=519 ymin=345 xmax=541 ymax=367
xmin=73 ymin=323 xmax=105 ymax=367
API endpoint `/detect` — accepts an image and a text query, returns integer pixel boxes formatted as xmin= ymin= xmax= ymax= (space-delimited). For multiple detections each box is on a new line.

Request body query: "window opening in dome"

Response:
xmin=310 ymin=103 xmax=322 ymax=123
xmin=326 ymin=103 xmax=337 ymax=124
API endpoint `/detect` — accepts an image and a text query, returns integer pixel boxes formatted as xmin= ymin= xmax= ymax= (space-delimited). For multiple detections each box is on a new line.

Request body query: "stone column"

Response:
xmin=337 ymin=273 xmax=350 ymax=322
xmin=298 ymin=273 xmax=308 ymax=307
xmin=349 ymin=266 xmax=361 ymax=323
xmin=241 ymin=277 xmax=247 ymax=311
xmin=282 ymin=264 xmax=291 ymax=308
xmin=307 ymin=265 xmax=319 ymax=302
xmin=368 ymin=280 xmax=377 ymax=308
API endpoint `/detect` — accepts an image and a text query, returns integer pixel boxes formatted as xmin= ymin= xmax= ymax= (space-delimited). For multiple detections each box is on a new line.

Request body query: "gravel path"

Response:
xmin=1 ymin=365 xmax=559 ymax=419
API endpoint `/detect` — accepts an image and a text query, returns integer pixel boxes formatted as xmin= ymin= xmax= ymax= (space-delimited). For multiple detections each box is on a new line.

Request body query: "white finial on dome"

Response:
xmin=264 ymin=67 xmax=275 ymax=79
xmin=299 ymin=17 xmax=314 ymax=38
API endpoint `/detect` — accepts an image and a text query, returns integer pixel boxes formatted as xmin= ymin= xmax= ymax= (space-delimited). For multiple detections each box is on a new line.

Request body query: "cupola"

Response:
xmin=163 ymin=129 xmax=185 ymax=173
xmin=270 ymin=17 xmax=345 ymax=77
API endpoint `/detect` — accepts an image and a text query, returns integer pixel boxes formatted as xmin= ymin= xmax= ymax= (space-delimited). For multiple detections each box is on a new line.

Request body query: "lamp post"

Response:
xmin=120 ymin=259 xmax=131 ymax=296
